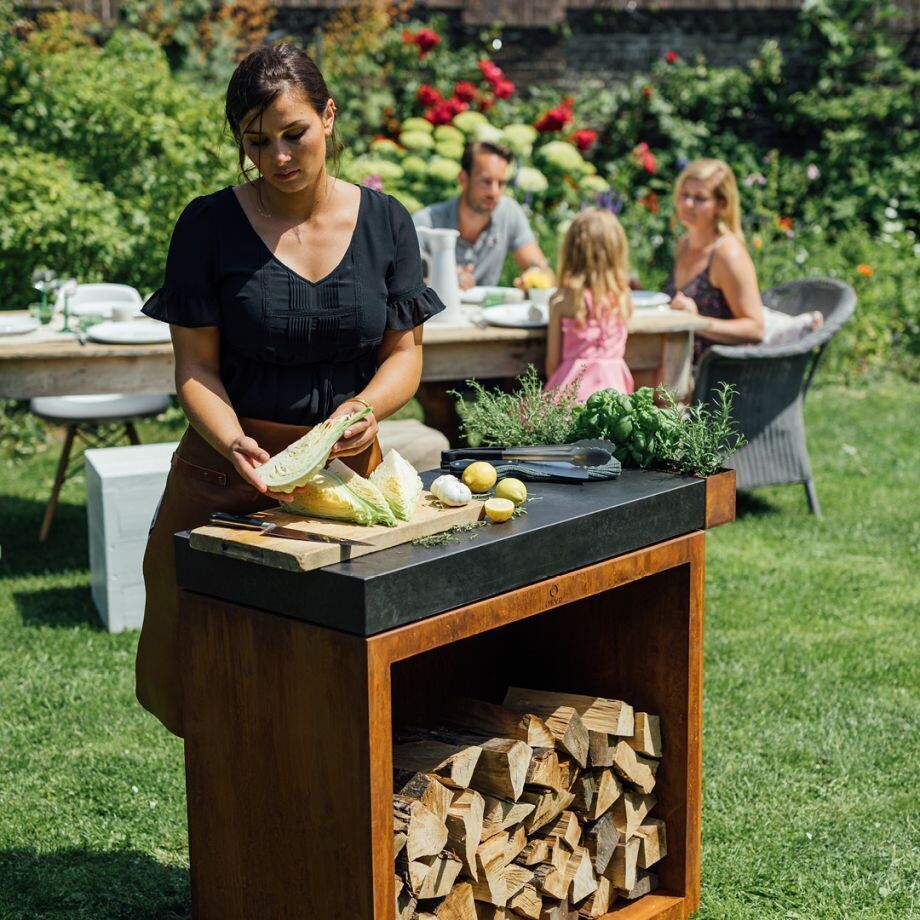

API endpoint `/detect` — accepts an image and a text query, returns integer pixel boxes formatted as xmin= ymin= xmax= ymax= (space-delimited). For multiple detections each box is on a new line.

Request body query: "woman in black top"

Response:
xmin=136 ymin=43 xmax=445 ymax=736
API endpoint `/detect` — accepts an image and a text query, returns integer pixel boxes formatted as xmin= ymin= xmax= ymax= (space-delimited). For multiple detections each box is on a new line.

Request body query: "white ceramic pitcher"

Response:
xmin=417 ymin=227 xmax=463 ymax=323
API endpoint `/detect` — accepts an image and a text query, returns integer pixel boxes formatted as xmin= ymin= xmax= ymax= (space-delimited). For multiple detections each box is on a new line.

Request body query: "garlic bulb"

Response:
xmin=430 ymin=475 xmax=472 ymax=507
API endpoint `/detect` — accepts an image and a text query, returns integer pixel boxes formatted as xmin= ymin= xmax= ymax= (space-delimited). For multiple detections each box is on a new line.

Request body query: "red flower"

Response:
xmin=424 ymin=102 xmax=456 ymax=125
xmin=416 ymin=84 xmax=442 ymax=107
xmin=776 ymin=217 xmax=794 ymax=232
xmin=478 ymin=94 xmax=495 ymax=112
xmin=453 ymin=81 xmax=477 ymax=103
xmin=632 ymin=142 xmax=657 ymax=174
xmin=639 ymin=192 xmax=660 ymax=213
xmin=404 ymin=28 xmax=440 ymax=57
xmin=571 ymin=128 xmax=597 ymax=152
xmin=478 ymin=59 xmax=503 ymax=84
xmin=857 ymin=263 xmax=873 ymax=277
xmin=664 ymin=50 xmax=679 ymax=64
xmin=492 ymin=78 xmax=515 ymax=100
xmin=446 ymin=96 xmax=469 ymax=116
xmin=642 ymin=85 xmax=654 ymax=99
xmin=534 ymin=98 xmax=575 ymax=134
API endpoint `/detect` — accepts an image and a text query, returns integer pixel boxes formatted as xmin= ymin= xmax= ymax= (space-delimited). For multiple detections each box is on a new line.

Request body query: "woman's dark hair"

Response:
xmin=225 ymin=42 xmax=341 ymax=180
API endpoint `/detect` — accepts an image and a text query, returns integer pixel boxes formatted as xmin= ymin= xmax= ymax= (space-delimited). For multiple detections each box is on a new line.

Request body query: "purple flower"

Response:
xmin=744 ymin=172 xmax=766 ymax=187
xmin=807 ymin=163 xmax=821 ymax=181
xmin=362 ymin=173 xmax=384 ymax=191
xmin=676 ymin=156 xmax=690 ymax=170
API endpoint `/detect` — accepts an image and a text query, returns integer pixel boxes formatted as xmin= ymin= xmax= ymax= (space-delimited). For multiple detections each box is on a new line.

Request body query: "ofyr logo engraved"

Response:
xmin=547 ymin=582 xmax=562 ymax=606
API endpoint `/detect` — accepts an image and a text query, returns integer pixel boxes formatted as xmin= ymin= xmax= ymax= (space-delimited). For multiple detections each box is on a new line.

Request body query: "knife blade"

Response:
xmin=208 ymin=512 xmax=371 ymax=546
xmin=441 ymin=441 xmax=612 ymax=467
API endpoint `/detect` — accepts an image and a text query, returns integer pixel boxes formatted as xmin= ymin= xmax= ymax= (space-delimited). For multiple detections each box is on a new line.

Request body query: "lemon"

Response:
xmin=461 ymin=461 xmax=498 ymax=494
xmin=484 ymin=497 xmax=516 ymax=522
xmin=495 ymin=478 xmax=527 ymax=506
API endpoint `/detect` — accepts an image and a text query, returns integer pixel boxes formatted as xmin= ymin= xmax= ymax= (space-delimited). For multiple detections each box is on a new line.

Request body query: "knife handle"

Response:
xmin=441 ymin=448 xmax=503 ymax=462
xmin=210 ymin=511 xmax=267 ymax=531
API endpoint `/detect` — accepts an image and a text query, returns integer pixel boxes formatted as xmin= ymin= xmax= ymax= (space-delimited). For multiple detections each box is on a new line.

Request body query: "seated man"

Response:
xmin=413 ymin=141 xmax=553 ymax=289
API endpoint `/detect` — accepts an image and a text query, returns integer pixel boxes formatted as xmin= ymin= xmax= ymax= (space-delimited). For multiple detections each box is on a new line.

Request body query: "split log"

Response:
xmin=428 ymin=881 xmax=478 ymax=919
xmin=536 ymin=811 xmax=581 ymax=852
xmin=481 ymin=796 xmax=536 ymax=841
xmin=563 ymin=847 xmax=597 ymax=904
xmin=617 ymin=869 xmax=659 ymax=900
xmin=626 ymin=713 xmax=662 ymax=759
xmin=520 ymin=788 xmax=576 ymax=834
xmin=503 ymin=691 xmax=590 ymax=768
xmin=394 ymin=740 xmax=481 ymax=790
xmin=395 ymin=829 xmax=407 ymax=859
xmin=569 ymin=772 xmax=595 ymax=816
xmin=393 ymin=795 xmax=448 ymax=862
xmin=410 ymin=850 xmax=464 ymax=900
xmin=508 ymin=881 xmax=542 ymax=919
xmin=636 ymin=754 xmax=660 ymax=778
xmin=604 ymin=837 xmax=640 ymax=892
xmin=405 ymin=728 xmax=533 ymax=802
xmin=635 ymin=818 xmax=667 ymax=869
xmin=582 ymin=812 xmax=619 ymax=875
xmin=504 ymin=689 xmax=634 ymax=738
xmin=395 ymin=770 xmax=454 ymax=823
xmin=446 ymin=697 xmax=556 ymax=749
xmin=575 ymin=875 xmax=613 ymax=918
xmin=525 ymin=749 xmax=565 ymax=792
xmin=586 ymin=731 xmax=616 ymax=768
xmin=531 ymin=842 xmax=571 ymax=900
xmin=504 ymin=824 xmax=529 ymax=867
xmin=610 ymin=791 xmax=655 ymax=840
xmin=516 ymin=837 xmax=551 ymax=866
xmin=502 ymin=864 xmax=535 ymax=901
xmin=556 ymin=759 xmax=579 ymax=792
xmin=475 ymin=832 xmax=510 ymax=906
xmin=574 ymin=768 xmax=621 ymax=822
xmin=446 ymin=789 xmax=485 ymax=880
xmin=611 ymin=741 xmax=656 ymax=794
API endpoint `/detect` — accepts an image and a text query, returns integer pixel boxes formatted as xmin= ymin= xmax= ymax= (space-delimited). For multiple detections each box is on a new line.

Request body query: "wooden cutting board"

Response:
xmin=189 ymin=492 xmax=485 ymax=573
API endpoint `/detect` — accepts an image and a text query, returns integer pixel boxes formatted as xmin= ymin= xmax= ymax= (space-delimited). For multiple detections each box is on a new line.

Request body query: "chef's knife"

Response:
xmin=441 ymin=442 xmax=611 ymax=467
xmin=208 ymin=512 xmax=371 ymax=546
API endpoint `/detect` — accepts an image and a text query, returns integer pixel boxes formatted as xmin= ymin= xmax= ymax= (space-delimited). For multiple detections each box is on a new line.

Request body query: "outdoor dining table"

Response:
xmin=174 ymin=466 xmax=735 ymax=918
xmin=0 ymin=310 xmax=710 ymax=425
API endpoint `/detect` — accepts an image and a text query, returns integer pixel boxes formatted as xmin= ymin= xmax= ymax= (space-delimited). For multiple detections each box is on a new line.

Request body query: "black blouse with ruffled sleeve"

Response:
xmin=142 ymin=185 xmax=445 ymax=425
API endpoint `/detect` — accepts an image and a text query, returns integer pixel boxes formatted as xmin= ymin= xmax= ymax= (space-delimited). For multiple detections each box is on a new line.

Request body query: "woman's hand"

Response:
xmin=670 ymin=291 xmax=699 ymax=315
xmin=329 ymin=399 xmax=379 ymax=458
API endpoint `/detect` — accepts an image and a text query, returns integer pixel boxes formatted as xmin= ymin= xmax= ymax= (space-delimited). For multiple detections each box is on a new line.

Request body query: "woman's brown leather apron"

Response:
xmin=135 ymin=417 xmax=382 ymax=738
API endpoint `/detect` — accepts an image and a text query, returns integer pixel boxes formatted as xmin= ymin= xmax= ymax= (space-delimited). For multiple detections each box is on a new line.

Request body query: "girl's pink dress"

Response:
xmin=546 ymin=289 xmax=634 ymax=399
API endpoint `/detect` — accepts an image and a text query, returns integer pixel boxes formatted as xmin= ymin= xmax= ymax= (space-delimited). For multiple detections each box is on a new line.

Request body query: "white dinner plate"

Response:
xmin=70 ymin=301 xmax=143 ymax=319
xmin=460 ymin=286 xmax=525 ymax=305
xmin=86 ymin=320 xmax=171 ymax=344
xmin=483 ymin=303 xmax=548 ymax=329
xmin=0 ymin=315 xmax=40 ymax=336
xmin=631 ymin=291 xmax=672 ymax=310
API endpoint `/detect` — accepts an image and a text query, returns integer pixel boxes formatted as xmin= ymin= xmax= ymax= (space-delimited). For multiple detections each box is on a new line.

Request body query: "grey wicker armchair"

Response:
xmin=692 ymin=278 xmax=856 ymax=516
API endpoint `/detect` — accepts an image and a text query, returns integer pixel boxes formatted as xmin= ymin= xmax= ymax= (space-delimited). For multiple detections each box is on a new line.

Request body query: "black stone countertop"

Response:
xmin=174 ymin=469 xmax=705 ymax=636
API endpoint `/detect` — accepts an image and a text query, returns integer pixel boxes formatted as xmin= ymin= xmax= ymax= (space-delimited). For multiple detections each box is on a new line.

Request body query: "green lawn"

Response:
xmin=0 ymin=384 xmax=917 ymax=918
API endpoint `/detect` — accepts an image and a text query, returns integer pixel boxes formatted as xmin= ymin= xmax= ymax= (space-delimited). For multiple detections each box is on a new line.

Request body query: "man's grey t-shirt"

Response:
xmin=412 ymin=196 xmax=535 ymax=287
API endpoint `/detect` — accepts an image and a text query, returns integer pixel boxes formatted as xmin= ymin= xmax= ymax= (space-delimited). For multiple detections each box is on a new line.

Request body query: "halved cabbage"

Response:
xmin=369 ymin=449 xmax=423 ymax=522
xmin=328 ymin=459 xmax=397 ymax=526
xmin=258 ymin=408 xmax=371 ymax=494
xmin=284 ymin=468 xmax=380 ymax=525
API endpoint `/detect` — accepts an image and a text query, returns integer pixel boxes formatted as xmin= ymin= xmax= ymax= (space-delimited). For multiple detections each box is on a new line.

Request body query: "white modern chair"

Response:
xmin=32 ymin=283 xmax=170 ymax=541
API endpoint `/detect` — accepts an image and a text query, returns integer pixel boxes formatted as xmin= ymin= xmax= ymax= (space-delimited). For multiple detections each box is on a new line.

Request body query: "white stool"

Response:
xmin=84 ymin=442 xmax=177 ymax=633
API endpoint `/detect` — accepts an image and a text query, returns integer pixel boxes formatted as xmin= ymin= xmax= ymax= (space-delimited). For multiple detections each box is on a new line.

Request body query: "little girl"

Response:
xmin=545 ymin=208 xmax=634 ymax=399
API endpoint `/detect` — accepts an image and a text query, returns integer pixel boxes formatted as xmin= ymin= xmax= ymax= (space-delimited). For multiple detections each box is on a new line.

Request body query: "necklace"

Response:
xmin=253 ymin=177 xmax=333 ymax=240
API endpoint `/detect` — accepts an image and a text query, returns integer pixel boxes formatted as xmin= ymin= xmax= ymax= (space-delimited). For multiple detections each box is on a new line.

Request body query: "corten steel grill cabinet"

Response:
xmin=174 ymin=468 xmax=735 ymax=919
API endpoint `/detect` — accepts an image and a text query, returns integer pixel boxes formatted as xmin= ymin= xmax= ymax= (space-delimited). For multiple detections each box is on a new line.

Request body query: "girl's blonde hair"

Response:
xmin=671 ymin=158 xmax=744 ymax=240
xmin=556 ymin=208 xmax=632 ymax=325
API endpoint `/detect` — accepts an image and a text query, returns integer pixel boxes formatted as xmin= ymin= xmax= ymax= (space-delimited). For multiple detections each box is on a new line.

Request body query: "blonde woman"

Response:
xmin=545 ymin=208 xmax=634 ymax=398
xmin=667 ymin=158 xmax=821 ymax=358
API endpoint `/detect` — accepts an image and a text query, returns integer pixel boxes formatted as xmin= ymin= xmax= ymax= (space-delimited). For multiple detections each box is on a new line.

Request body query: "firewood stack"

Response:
xmin=393 ymin=689 xmax=667 ymax=919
